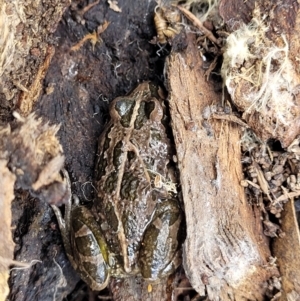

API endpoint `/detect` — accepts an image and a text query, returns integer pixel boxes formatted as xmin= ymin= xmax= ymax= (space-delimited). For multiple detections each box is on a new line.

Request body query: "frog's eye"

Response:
xmin=114 ymin=99 xmax=136 ymax=127
xmin=134 ymin=100 xmax=156 ymax=130
xmin=138 ymin=99 xmax=164 ymax=128
xmin=143 ymin=101 xmax=155 ymax=117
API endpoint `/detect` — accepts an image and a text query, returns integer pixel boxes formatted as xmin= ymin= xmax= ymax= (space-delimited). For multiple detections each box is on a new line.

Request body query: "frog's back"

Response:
xmin=94 ymin=82 xmax=177 ymax=274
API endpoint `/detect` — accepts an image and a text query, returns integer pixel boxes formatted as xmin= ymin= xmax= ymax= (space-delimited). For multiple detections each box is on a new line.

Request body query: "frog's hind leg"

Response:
xmin=138 ymin=198 xmax=184 ymax=281
xmin=153 ymin=249 xmax=182 ymax=279
xmin=70 ymin=205 xmax=111 ymax=291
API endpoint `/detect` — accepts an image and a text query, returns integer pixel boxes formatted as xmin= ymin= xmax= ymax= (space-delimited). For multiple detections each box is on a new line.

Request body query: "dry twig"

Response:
xmin=175 ymin=5 xmax=220 ymax=46
xmin=212 ymin=113 xmax=249 ymax=128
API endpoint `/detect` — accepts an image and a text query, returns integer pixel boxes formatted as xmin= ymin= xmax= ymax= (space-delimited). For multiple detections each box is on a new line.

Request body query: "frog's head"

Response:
xmin=110 ymin=82 xmax=164 ymax=129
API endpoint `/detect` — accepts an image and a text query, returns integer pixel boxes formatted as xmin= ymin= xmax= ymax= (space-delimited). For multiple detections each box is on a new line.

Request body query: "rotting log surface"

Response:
xmin=166 ymin=33 xmax=279 ymax=300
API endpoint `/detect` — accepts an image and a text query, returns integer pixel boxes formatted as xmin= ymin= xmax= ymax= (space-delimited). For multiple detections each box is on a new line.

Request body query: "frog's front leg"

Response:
xmin=138 ymin=198 xmax=183 ymax=280
xmin=51 ymin=172 xmax=110 ymax=291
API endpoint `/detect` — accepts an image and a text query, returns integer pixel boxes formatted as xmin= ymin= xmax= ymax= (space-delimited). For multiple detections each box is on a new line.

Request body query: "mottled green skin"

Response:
xmin=52 ymin=82 xmax=183 ymax=290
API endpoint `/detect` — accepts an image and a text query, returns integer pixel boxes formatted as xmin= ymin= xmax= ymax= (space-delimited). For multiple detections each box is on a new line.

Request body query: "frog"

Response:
xmin=51 ymin=82 xmax=183 ymax=291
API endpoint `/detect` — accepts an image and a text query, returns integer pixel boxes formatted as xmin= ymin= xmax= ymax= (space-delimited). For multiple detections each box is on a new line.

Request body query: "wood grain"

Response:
xmin=166 ymin=33 xmax=279 ymax=300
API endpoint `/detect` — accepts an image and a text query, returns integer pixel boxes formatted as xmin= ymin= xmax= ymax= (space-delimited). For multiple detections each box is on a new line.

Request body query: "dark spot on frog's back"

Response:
xmin=113 ymin=140 xmax=123 ymax=168
xmin=134 ymin=101 xmax=155 ymax=130
xmin=127 ymin=150 xmax=135 ymax=162
xmin=115 ymin=99 xmax=136 ymax=127
xmin=120 ymin=172 xmax=138 ymax=201
xmin=103 ymin=201 xmax=119 ymax=232
xmin=104 ymin=171 xmax=118 ymax=193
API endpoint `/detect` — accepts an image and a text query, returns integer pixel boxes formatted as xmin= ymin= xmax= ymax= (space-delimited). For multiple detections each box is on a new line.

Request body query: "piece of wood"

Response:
xmin=220 ymin=0 xmax=300 ymax=148
xmin=273 ymin=199 xmax=300 ymax=300
xmin=0 ymin=161 xmax=15 ymax=301
xmin=0 ymin=113 xmax=73 ymax=301
xmin=165 ymin=33 xmax=279 ymax=300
